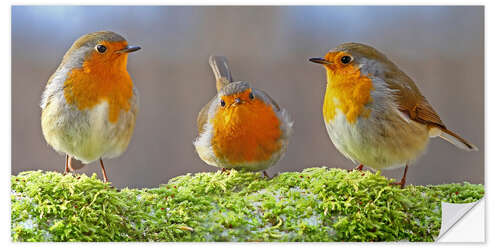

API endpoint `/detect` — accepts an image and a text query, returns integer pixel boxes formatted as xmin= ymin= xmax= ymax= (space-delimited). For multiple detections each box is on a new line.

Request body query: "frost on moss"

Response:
xmin=11 ymin=167 xmax=483 ymax=242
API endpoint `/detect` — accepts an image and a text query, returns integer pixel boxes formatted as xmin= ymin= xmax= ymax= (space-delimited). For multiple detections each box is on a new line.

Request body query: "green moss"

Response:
xmin=11 ymin=167 xmax=484 ymax=242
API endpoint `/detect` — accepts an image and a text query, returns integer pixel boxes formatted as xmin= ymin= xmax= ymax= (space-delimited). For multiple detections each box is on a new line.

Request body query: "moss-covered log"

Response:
xmin=11 ymin=167 xmax=483 ymax=242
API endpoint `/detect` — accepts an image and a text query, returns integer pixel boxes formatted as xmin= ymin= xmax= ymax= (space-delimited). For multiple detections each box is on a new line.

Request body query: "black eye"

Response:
xmin=341 ymin=56 xmax=352 ymax=64
xmin=96 ymin=44 xmax=107 ymax=53
xmin=220 ymin=99 xmax=226 ymax=107
xmin=249 ymin=92 xmax=254 ymax=99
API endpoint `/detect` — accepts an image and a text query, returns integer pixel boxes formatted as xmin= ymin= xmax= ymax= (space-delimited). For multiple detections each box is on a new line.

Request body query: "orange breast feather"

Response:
xmin=210 ymin=97 xmax=282 ymax=164
xmin=63 ymin=43 xmax=133 ymax=123
xmin=323 ymin=64 xmax=373 ymax=124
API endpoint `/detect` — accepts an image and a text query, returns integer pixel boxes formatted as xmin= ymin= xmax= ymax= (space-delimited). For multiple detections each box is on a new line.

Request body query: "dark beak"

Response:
xmin=116 ymin=45 xmax=141 ymax=54
xmin=309 ymin=57 xmax=330 ymax=65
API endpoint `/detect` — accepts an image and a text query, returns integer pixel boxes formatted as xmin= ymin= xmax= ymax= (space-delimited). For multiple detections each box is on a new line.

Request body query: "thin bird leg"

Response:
xmin=99 ymin=158 xmax=109 ymax=182
xmin=64 ymin=154 xmax=70 ymax=174
xmin=390 ymin=164 xmax=409 ymax=188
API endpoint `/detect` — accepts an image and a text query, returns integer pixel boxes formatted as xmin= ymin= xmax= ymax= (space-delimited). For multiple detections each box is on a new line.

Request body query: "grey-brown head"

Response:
xmin=59 ymin=31 xmax=141 ymax=69
xmin=309 ymin=42 xmax=400 ymax=77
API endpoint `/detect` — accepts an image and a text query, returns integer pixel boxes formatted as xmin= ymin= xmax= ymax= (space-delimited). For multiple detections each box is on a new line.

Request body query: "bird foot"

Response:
xmin=390 ymin=164 xmax=409 ymax=189
xmin=348 ymin=164 xmax=364 ymax=172
xmin=389 ymin=180 xmax=406 ymax=189
xmin=220 ymin=168 xmax=231 ymax=175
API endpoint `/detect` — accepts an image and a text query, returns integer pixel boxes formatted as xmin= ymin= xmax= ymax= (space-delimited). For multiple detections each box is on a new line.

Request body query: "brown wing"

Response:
xmin=385 ymin=70 xmax=446 ymax=129
xmin=383 ymin=64 xmax=479 ymax=151
xmin=197 ymin=96 xmax=216 ymax=134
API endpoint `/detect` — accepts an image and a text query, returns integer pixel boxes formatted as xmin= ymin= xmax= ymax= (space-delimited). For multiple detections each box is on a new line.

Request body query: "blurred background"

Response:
xmin=12 ymin=6 xmax=484 ymax=188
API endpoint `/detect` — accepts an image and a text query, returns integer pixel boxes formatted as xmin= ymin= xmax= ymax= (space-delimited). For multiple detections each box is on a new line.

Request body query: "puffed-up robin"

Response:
xmin=194 ymin=56 xmax=293 ymax=177
xmin=40 ymin=31 xmax=141 ymax=182
xmin=309 ymin=42 xmax=477 ymax=187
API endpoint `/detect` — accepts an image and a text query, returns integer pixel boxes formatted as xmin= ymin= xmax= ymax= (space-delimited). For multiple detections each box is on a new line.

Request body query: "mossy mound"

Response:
xmin=11 ymin=167 xmax=483 ymax=242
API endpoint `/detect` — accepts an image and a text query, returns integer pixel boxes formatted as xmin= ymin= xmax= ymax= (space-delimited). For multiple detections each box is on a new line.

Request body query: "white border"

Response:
xmin=2 ymin=1 xmax=495 ymax=249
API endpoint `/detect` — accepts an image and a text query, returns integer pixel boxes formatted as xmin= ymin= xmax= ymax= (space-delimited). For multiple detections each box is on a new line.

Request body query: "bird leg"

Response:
xmin=99 ymin=158 xmax=109 ymax=182
xmin=64 ymin=154 xmax=70 ymax=174
xmin=390 ymin=164 xmax=409 ymax=188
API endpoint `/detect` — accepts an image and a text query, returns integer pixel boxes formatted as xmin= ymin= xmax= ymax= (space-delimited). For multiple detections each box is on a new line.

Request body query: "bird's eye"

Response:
xmin=95 ymin=44 xmax=107 ymax=53
xmin=340 ymin=56 xmax=352 ymax=64
xmin=220 ymin=99 xmax=226 ymax=107
xmin=249 ymin=92 xmax=254 ymax=99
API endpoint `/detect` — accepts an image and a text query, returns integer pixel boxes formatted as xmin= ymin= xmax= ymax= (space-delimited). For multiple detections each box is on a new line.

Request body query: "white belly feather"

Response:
xmin=41 ymin=87 xmax=137 ymax=164
xmin=325 ymin=108 xmax=429 ymax=170
xmin=324 ymin=76 xmax=431 ymax=170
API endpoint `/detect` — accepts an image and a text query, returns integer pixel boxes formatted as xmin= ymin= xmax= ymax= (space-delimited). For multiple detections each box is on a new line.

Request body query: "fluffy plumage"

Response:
xmin=194 ymin=56 xmax=292 ymax=171
xmin=313 ymin=42 xmax=477 ymax=172
xmin=41 ymin=31 xmax=139 ymax=171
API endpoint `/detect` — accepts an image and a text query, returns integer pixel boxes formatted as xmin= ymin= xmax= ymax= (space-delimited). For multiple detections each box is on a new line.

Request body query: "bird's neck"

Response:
xmin=323 ymin=68 xmax=374 ymax=124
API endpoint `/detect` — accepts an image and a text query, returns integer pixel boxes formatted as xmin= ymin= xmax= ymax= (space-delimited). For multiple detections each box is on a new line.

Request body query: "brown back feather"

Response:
xmin=339 ymin=42 xmax=477 ymax=150
xmin=338 ymin=42 xmax=445 ymax=129
xmin=384 ymin=68 xmax=446 ymax=129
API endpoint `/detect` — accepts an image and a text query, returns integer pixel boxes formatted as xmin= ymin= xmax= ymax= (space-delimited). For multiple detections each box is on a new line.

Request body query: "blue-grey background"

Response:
xmin=12 ymin=6 xmax=484 ymax=188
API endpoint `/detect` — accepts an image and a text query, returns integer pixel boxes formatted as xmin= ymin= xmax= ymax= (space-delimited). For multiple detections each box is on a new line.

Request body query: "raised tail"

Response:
xmin=209 ymin=55 xmax=233 ymax=92
xmin=438 ymin=128 xmax=478 ymax=151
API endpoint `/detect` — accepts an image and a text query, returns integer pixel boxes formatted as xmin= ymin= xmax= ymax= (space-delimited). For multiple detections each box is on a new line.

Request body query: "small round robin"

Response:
xmin=40 ymin=31 xmax=141 ymax=182
xmin=194 ymin=56 xmax=293 ymax=177
xmin=309 ymin=42 xmax=477 ymax=188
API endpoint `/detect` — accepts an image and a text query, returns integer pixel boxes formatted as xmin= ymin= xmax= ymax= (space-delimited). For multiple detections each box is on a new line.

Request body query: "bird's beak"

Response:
xmin=309 ymin=57 xmax=331 ymax=65
xmin=116 ymin=45 xmax=141 ymax=54
xmin=230 ymin=97 xmax=245 ymax=107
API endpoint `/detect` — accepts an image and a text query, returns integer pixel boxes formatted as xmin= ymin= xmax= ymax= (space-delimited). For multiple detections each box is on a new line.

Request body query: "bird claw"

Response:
xmin=389 ymin=181 xmax=406 ymax=189
xmin=348 ymin=164 xmax=364 ymax=172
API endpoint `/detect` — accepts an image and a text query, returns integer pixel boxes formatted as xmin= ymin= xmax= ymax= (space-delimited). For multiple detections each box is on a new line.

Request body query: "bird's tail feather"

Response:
xmin=209 ymin=55 xmax=233 ymax=92
xmin=439 ymin=128 xmax=478 ymax=151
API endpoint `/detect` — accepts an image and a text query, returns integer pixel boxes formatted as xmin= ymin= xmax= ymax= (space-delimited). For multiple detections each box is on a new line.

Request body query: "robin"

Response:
xmin=194 ymin=56 xmax=293 ymax=177
xmin=309 ymin=42 xmax=477 ymax=188
xmin=40 ymin=31 xmax=141 ymax=182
